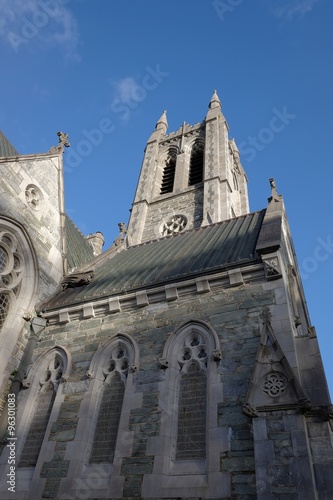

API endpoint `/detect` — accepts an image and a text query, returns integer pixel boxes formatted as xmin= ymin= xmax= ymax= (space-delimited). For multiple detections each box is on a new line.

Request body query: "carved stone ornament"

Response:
xmin=61 ymin=270 xmax=94 ymax=290
xmin=114 ymin=222 xmax=127 ymax=247
xmin=161 ymin=214 xmax=187 ymax=237
xmin=319 ymin=405 xmax=333 ymax=421
xmin=242 ymin=402 xmax=258 ymax=418
xmin=212 ymin=349 xmax=222 ymax=361
xmin=158 ymin=357 xmax=169 ymax=369
xmin=25 ymin=184 xmax=43 ymax=211
xmin=297 ymin=397 xmax=312 ymax=414
xmin=263 ymin=257 xmax=282 ymax=280
xmin=261 ymin=371 xmax=288 ymax=398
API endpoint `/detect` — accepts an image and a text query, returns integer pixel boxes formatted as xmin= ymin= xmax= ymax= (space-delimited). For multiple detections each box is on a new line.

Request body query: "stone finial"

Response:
xmin=49 ymin=131 xmax=70 ymax=154
xmin=113 ymin=222 xmax=127 ymax=247
xmin=208 ymin=90 xmax=221 ymax=110
xmin=155 ymin=110 xmax=168 ymax=133
xmin=268 ymin=177 xmax=282 ymax=204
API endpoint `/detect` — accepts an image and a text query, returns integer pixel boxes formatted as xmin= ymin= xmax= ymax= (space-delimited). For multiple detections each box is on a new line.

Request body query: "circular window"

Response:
xmin=0 ymin=247 xmax=8 ymax=273
xmin=0 ymin=293 xmax=11 ymax=329
xmin=160 ymin=214 xmax=187 ymax=237
xmin=25 ymin=184 xmax=43 ymax=211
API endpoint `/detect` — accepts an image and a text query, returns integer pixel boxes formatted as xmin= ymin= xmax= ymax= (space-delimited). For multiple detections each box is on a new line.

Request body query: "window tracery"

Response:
xmin=90 ymin=340 xmax=131 ymax=464
xmin=0 ymin=230 xmax=24 ymax=330
xmin=19 ymin=352 xmax=65 ymax=467
xmin=176 ymin=331 xmax=207 ymax=460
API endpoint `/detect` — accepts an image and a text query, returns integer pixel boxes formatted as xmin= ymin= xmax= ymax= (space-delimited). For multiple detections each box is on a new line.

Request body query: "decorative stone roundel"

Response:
xmin=161 ymin=214 xmax=187 ymax=237
xmin=262 ymin=372 xmax=288 ymax=398
xmin=25 ymin=184 xmax=43 ymax=210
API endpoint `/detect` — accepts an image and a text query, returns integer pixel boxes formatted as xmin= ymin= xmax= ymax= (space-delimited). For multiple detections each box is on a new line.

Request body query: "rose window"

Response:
xmin=161 ymin=214 xmax=187 ymax=237
xmin=0 ymin=231 xmax=24 ymax=330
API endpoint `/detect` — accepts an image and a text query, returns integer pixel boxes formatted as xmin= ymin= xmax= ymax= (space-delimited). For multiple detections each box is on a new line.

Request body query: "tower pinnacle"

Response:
xmin=208 ymin=90 xmax=221 ymax=110
xmin=155 ymin=110 xmax=168 ymax=133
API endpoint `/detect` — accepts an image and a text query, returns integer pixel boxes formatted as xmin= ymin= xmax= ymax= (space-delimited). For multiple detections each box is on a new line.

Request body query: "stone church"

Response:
xmin=0 ymin=91 xmax=332 ymax=499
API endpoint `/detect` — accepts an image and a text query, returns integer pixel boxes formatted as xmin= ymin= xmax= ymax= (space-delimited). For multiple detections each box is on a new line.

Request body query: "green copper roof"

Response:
xmin=43 ymin=210 xmax=265 ymax=311
xmin=65 ymin=215 xmax=95 ymax=270
xmin=0 ymin=131 xmax=19 ymax=157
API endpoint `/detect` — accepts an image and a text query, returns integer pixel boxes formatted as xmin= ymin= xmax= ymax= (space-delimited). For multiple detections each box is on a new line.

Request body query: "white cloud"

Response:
xmin=109 ymin=76 xmax=144 ymax=122
xmin=0 ymin=0 xmax=80 ymax=59
xmin=273 ymin=0 xmax=319 ymax=22
xmin=112 ymin=77 xmax=142 ymax=103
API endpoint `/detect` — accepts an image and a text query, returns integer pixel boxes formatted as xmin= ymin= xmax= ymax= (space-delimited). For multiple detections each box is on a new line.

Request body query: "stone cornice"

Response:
xmin=42 ymin=262 xmax=265 ymax=325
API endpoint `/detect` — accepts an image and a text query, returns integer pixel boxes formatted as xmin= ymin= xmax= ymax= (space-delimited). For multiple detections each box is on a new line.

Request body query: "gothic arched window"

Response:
xmin=89 ymin=337 xmax=135 ymax=464
xmin=143 ymin=321 xmax=225 ymax=498
xmin=160 ymin=149 xmax=177 ymax=194
xmin=18 ymin=349 xmax=68 ymax=468
xmin=188 ymin=142 xmax=204 ymax=186
xmin=175 ymin=329 xmax=208 ymax=460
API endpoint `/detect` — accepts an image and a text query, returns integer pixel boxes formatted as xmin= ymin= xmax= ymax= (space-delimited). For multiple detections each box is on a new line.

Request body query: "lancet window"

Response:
xmin=19 ymin=351 xmax=65 ymax=467
xmin=89 ymin=340 xmax=131 ymax=463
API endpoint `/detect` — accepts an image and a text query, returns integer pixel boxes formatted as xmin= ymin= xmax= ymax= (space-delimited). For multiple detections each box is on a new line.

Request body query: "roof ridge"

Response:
xmin=128 ymin=209 xmax=266 ymax=250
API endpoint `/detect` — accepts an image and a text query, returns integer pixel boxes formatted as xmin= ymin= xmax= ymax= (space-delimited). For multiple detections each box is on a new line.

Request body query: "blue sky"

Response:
xmin=0 ymin=0 xmax=332 ymax=397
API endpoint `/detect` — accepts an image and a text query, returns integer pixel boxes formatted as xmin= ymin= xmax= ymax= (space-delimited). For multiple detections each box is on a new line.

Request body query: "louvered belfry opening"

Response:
xmin=189 ymin=142 xmax=204 ymax=186
xmin=160 ymin=150 xmax=177 ymax=194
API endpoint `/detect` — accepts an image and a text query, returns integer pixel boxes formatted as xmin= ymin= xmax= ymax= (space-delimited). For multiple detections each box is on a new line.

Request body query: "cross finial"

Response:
xmin=49 ymin=131 xmax=70 ymax=154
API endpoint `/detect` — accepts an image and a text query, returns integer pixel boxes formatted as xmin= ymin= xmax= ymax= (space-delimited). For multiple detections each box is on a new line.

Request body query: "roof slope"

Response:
xmin=43 ymin=210 xmax=265 ymax=311
xmin=0 ymin=131 xmax=19 ymax=157
xmin=65 ymin=215 xmax=95 ymax=270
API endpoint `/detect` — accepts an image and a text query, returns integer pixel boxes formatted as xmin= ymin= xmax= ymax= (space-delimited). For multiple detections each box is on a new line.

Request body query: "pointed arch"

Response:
xmin=0 ymin=216 xmax=38 ymax=332
xmin=160 ymin=147 xmax=178 ymax=194
xmin=142 ymin=320 xmax=227 ymax=498
xmin=17 ymin=346 xmax=71 ymax=468
xmin=88 ymin=334 xmax=139 ymax=464
xmin=0 ymin=216 xmax=39 ymax=408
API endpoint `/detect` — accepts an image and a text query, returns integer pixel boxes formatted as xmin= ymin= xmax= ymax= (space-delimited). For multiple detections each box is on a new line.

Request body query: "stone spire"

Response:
xmin=208 ymin=90 xmax=221 ymax=110
xmin=206 ymin=90 xmax=225 ymax=123
xmin=155 ymin=110 xmax=168 ymax=133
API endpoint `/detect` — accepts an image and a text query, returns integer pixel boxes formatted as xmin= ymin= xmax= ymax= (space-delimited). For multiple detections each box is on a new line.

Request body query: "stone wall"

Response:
xmin=0 ymin=154 xmax=64 ymax=300
xmin=1 ymin=278 xmax=332 ymax=499
xmin=141 ymin=186 xmax=203 ymax=242
xmin=2 ymin=281 xmax=274 ymax=499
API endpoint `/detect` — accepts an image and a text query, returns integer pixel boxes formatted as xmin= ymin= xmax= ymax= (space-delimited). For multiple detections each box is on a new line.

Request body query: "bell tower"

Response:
xmin=127 ymin=91 xmax=249 ymax=246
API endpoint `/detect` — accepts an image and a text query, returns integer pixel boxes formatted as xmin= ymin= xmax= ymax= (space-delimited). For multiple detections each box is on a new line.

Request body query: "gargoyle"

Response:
xmin=61 ymin=271 xmax=94 ymax=290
